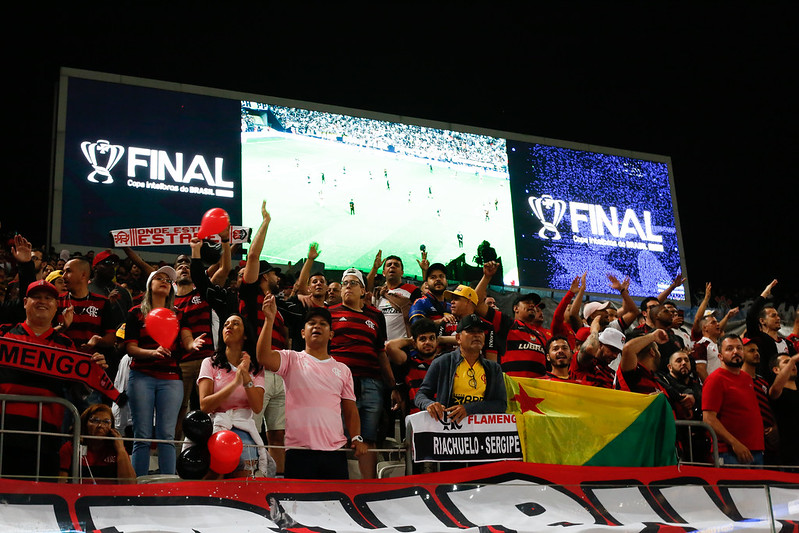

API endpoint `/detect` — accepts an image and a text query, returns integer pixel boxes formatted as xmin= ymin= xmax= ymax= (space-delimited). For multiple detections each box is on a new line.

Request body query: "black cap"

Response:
xmin=513 ymin=292 xmax=545 ymax=309
xmin=456 ymin=313 xmax=492 ymax=333
xmin=426 ymin=262 xmax=447 ymax=279
xmin=259 ymin=260 xmax=281 ymax=276
xmin=304 ymin=306 xmax=332 ymax=325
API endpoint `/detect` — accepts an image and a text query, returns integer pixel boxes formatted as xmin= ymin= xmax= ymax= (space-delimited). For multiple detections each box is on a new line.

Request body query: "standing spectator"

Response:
xmin=89 ymin=250 xmax=133 ymax=338
xmin=257 ymin=299 xmax=367 ymax=480
xmin=691 ymin=313 xmax=723 ymax=380
xmin=543 ymin=336 xmax=578 ymax=382
xmin=329 ymin=267 xmax=393 ymax=479
xmin=123 ymin=266 xmax=203 ymax=476
xmin=702 ymin=334 xmax=765 ymax=467
xmin=571 ymin=318 xmax=625 ymax=388
xmin=368 ymin=251 xmax=422 ymax=340
xmin=409 ymin=262 xmax=455 ymax=338
xmin=768 ymin=353 xmax=799 ymax=470
xmin=746 ymin=280 xmax=797 ymax=379
xmin=616 ymin=328 xmax=672 ymax=395
xmin=59 ymin=257 xmax=117 ymax=354
xmin=741 ymin=338 xmax=779 ymax=465
xmin=658 ymin=350 xmax=707 ymax=461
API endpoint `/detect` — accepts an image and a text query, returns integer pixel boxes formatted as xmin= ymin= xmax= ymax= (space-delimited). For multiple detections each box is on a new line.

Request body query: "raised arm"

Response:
xmin=292 ymin=243 xmax=320 ymax=297
xmin=209 ymin=226 xmax=232 ymax=287
xmin=474 ymin=261 xmax=499 ymax=316
xmin=121 ymin=247 xmax=156 ymax=277
xmin=620 ymin=329 xmax=667 ymax=372
xmin=256 ymin=293 xmax=282 ymax=372
xmin=658 ymin=273 xmax=685 ymax=303
xmin=608 ymin=274 xmax=639 ymax=328
xmin=718 ymin=307 xmax=739 ymax=333
xmin=242 ymin=201 xmax=270 ymax=285
xmin=769 ymin=353 xmax=799 ymax=400
xmin=692 ymin=282 xmax=712 ymax=340
xmin=366 ymin=250 xmax=382 ymax=295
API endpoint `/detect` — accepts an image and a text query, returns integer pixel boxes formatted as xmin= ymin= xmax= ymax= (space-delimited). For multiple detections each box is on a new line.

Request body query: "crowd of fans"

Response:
xmin=243 ymin=105 xmax=509 ymax=174
xmin=0 ymin=208 xmax=797 ymax=483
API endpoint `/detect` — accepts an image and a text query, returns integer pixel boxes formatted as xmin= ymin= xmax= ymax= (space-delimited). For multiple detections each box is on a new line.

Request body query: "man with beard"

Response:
xmin=769 ymin=353 xmax=799 ymax=470
xmin=630 ymin=303 xmax=684 ymax=372
xmin=616 ymin=328 xmax=674 ymax=396
xmin=543 ymin=336 xmax=578 ymax=382
xmin=741 ymin=338 xmax=778 ymax=465
xmin=368 ymin=252 xmax=422 ymax=340
xmin=409 ymin=262 xmax=456 ymax=338
xmin=571 ymin=317 xmax=625 ymax=388
xmin=702 ymin=334 xmax=764 ymax=466
xmin=658 ymin=350 xmax=707 ymax=461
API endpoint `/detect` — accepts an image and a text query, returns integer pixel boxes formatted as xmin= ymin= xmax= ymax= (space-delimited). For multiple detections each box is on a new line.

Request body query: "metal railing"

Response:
xmin=0 ymin=394 xmax=82 ymax=482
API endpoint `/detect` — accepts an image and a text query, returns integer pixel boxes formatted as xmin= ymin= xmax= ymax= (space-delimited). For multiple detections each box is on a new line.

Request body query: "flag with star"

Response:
xmin=505 ymin=375 xmax=677 ymax=466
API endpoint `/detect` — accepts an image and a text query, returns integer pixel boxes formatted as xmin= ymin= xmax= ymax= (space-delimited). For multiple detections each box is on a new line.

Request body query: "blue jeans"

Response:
xmin=720 ymin=450 xmax=764 ymax=467
xmin=128 ymin=370 xmax=183 ymax=476
xmin=354 ymin=377 xmax=384 ymax=442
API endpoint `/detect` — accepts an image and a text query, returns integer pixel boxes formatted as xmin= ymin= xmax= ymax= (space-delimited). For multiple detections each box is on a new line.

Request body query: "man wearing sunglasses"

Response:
xmin=415 ymin=314 xmax=506 ymax=424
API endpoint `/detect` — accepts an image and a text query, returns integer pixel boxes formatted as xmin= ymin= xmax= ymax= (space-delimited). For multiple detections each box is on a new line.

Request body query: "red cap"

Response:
xmin=575 ymin=326 xmax=592 ymax=343
xmin=741 ymin=337 xmax=756 ymax=346
xmin=26 ymin=280 xmax=59 ymax=298
xmin=92 ymin=250 xmax=119 ymax=267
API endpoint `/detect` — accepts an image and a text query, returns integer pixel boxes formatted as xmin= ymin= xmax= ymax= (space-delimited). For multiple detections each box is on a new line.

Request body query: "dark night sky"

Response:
xmin=5 ymin=4 xmax=797 ymax=304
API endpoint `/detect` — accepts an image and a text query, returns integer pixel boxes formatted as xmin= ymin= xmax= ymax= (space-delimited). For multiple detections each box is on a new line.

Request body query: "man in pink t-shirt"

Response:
xmin=257 ymin=299 xmax=367 ymax=479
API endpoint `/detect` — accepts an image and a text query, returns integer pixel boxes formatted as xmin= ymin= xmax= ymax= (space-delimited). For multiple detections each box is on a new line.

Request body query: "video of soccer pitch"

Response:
xmin=240 ymin=102 xmax=519 ymax=283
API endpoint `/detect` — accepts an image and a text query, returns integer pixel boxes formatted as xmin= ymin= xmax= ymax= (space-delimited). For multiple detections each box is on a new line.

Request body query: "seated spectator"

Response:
xmin=415 ymin=314 xmax=507 ymax=422
xmin=58 ymin=404 xmax=136 ymax=484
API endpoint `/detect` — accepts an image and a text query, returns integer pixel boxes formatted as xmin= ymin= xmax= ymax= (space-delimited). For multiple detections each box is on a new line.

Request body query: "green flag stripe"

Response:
xmin=584 ymin=394 xmax=677 ymax=467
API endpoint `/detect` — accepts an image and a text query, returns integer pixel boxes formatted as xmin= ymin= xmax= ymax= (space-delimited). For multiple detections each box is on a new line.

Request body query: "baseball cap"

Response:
xmin=92 ymin=250 xmax=119 ymax=267
xmin=341 ymin=267 xmax=365 ymax=287
xmin=426 ymin=263 xmax=447 ymax=279
xmin=583 ymin=301 xmax=610 ymax=320
xmin=741 ymin=336 xmax=756 ymax=346
xmin=258 ymin=260 xmax=281 ymax=276
xmin=26 ymin=280 xmax=59 ymax=298
xmin=304 ymin=306 xmax=332 ymax=325
xmin=445 ymin=285 xmax=478 ymax=305
xmin=575 ymin=326 xmax=592 ymax=343
xmin=513 ymin=292 xmax=545 ymax=309
xmin=456 ymin=313 xmax=492 ymax=333
xmin=45 ymin=270 xmax=63 ymax=284
xmin=598 ymin=327 xmax=626 ymax=351
xmin=146 ymin=266 xmax=177 ymax=286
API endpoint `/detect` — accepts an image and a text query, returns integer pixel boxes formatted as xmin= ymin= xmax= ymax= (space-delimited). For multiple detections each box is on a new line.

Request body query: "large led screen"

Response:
xmin=53 ymin=69 xmax=687 ymax=300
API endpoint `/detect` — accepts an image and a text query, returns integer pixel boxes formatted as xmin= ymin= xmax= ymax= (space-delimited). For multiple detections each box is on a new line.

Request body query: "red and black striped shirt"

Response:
xmin=124 ymin=306 xmax=187 ymax=380
xmin=484 ymin=307 xmax=548 ymax=377
xmin=329 ymin=304 xmax=387 ymax=380
xmin=57 ymin=292 xmax=115 ymax=353
xmin=403 ymin=351 xmax=433 ymax=414
xmin=175 ymin=288 xmax=214 ymax=362
xmin=0 ymin=322 xmax=76 ymax=429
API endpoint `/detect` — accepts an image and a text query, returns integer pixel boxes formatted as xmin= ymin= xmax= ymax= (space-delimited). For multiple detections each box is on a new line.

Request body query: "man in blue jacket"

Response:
xmin=415 ymin=314 xmax=506 ymax=423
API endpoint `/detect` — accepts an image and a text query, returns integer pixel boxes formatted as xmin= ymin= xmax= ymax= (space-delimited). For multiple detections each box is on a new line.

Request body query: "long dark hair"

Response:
xmin=211 ymin=313 xmax=260 ymax=374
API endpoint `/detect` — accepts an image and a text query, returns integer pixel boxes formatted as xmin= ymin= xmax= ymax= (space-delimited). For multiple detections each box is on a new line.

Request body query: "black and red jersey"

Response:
xmin=329 ymin=304 xmax=387 ymax=380
xmin=175 ymin=288 xmax=214 ymax=362
xmin=124 ymin=306 xmax=187 ymax=380
xmin=0 ymin=322 xmax=76 ymax=429
xmin=57 ymin=292 xmax=115 ymax=352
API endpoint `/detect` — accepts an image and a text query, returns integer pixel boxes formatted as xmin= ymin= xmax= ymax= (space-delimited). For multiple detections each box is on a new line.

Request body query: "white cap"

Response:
xmin=598 ymin=327 xmax=626 ymax=351
xmin=583 ymin=301 xmax=610 ymax=320
xmin=341 ymin=267 xmax=365 ymax=287
xmin=146 ymin=265 xmax=177 ymax=287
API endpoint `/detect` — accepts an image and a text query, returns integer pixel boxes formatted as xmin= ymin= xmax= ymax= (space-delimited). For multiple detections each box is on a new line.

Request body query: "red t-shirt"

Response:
xmin=702 ymin=368 xmax=764 ymax=453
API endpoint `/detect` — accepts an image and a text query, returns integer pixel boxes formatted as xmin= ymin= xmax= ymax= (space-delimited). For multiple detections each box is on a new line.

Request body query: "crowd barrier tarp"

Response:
xmin=1 ymin=462 xmax=797 ymax=532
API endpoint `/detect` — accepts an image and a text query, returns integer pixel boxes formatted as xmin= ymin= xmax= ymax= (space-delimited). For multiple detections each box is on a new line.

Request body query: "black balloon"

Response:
xmin=183 ymin=410 xmax=213 ymax=445
xmin=177 ymin=445 xmax=210 ymax=480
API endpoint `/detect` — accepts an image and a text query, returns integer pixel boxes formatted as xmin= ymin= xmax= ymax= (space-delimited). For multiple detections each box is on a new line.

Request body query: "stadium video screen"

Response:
xmin=54 ymin=70 xmax=686 ymax=300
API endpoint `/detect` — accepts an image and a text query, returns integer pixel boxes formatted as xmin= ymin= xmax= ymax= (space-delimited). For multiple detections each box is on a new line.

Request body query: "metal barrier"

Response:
xmin=0 ymin=393 xmax=82 ymax=482
xmin=674 ymin=419 xmax=720 ymax=467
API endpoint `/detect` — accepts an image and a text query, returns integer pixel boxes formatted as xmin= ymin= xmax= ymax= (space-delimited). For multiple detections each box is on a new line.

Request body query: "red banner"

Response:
xmin=1 ymin=462 xmax=797 ymax=532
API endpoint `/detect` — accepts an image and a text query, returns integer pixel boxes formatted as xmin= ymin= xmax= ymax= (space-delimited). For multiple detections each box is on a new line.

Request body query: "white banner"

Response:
xmin=408 ymin=411 xmax=523 ymax=463
xmin=109 ymin=225 xmax=251 ymax=247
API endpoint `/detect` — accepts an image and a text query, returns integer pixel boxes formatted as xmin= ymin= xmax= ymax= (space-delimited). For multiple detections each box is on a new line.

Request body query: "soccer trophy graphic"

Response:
xmin=528 ymin=194 xmax=567 ymax=240
xmin=81 ymin=139 xmax=125 ymax=184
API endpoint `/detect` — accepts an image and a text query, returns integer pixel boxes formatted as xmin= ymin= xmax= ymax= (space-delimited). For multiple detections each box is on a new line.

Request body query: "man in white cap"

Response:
xmin=328 ymin=267 xmax=393 ymax=479
xmin=572 ymin=317 xmax=626 ymax=388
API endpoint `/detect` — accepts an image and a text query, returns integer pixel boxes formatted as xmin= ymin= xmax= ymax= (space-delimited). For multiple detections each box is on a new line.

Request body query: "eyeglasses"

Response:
xmin=89 ymin=417 xmax=113 ymax=426
xmin=341 ymin=280 xmax=362 ymax=288
xmin=466 ymin=367 xmax=477 ymax=389
xmin=152 ymin=276 xmax=172 ymax=283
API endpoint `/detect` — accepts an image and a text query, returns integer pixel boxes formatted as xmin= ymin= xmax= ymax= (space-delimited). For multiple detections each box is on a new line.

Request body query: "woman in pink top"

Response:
xmin=198 ymin=313 xmax=265 ymax=478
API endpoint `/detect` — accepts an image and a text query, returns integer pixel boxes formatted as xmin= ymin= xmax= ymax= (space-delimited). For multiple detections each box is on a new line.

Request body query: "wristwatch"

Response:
xmin=351 ymin=435 xmax=364 ymax=443
xmin=244 ymin=380 xmax=254 ymax=389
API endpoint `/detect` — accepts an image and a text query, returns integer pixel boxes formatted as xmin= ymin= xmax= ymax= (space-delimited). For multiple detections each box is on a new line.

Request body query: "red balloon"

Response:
xmin=144 ymin=307 xmax=179 ymax=348
xmin=196 ymin=208 xmax=230 ymax=239
xmin=207 ymin=430 xmax=242 ymax=474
